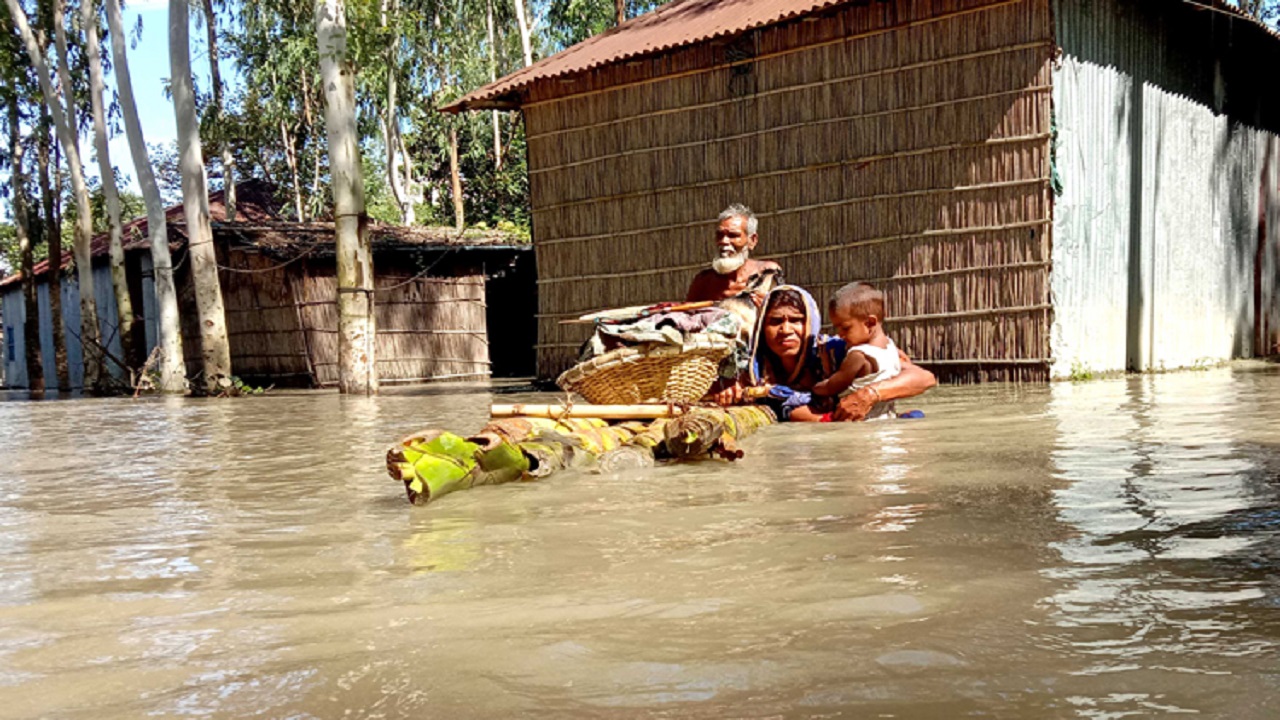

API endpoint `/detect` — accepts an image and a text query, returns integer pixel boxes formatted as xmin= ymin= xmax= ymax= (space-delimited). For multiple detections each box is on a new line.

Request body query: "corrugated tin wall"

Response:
xmin=525 ymin=0 xmax=1056 ymax=381
xmin=1051 ymin=0 xmax=1280 ymax=376
xmin=0 ymin=265 xmax=129 ymax=390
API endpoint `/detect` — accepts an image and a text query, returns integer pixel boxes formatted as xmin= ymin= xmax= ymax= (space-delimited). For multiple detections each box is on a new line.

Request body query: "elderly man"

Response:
xmin=686 ymin=204 xmax=782 ymax=302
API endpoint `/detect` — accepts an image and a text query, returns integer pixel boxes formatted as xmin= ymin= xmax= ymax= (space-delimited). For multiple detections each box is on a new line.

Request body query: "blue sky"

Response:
xmin=1 ymin=2 xmax=218 ymax=247
xmin=100 ymin=0 xmax=218 ymax=195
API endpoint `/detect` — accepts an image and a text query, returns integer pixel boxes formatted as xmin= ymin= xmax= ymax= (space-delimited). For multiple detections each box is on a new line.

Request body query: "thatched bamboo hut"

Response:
xmin=1 ymin=181 xmax=534 ymax=389
xmin=211 ymin=221 xmax=533 ymax=387
xmin=448 ymin=0 xmax=1280 ymax=382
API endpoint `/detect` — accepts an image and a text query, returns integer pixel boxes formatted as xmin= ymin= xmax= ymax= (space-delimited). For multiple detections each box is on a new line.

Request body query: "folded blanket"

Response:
xmin=579 ymin=307 xmax=743 ymax=361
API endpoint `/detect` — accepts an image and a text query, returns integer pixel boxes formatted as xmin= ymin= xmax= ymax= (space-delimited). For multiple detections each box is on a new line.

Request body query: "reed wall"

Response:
xmin=220 ymin=250 xmax=313 ymax=383
xmin=524 ymin=0 xmax=1055 ymax=382
xmin=295 ymin=259 xmax=490 ymax=387
xmin=214 ymin=248 xmax=493 ymax=387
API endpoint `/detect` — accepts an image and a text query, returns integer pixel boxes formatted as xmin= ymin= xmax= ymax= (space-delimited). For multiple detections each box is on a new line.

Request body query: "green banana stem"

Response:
xmin=386 ymin=406 xmax=778 ymax=506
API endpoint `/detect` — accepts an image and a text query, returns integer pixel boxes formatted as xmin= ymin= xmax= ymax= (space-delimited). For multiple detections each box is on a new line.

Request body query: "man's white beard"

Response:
xmin=712 ymin=248 xmax=749 ymax=275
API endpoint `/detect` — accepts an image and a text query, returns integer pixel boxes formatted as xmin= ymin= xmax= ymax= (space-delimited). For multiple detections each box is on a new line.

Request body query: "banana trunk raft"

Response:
xmin=386 ymin=405 xmax=777 ymax=506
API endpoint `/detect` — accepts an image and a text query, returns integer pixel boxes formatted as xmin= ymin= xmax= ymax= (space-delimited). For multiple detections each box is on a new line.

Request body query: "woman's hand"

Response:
xmin=833 ymin=386 xmax=879 ymax=421
xmin=832 ymin=358 xmax=937 ymax=421
xmin=709 ymin=381 xmax=746 ymax=406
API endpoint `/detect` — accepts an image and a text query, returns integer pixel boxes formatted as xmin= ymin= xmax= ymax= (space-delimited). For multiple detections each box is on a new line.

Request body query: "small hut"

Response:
xmin=448 ymin=0 xmax=1280 ymax=382
xmin=0 ymin=181 xmax=534 ymax=389
xmin=211 ymin=221 xmax=533 ymax=387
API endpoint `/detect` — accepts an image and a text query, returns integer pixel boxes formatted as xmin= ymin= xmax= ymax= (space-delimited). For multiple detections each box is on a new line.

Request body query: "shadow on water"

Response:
xmin=1040 ymin=367 xmax=1280 ymax=716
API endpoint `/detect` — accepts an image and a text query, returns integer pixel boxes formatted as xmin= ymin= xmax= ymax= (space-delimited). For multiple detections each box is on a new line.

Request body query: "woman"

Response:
xmin=715 ymin=285 xmax=936 ymax=421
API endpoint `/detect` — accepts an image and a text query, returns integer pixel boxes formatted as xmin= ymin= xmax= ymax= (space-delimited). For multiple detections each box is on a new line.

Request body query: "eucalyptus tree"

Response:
xmin=370 ymin=0 xmax=419 ymax=224
xmin=512 ymin=0 xmax=532 ymax=66
xmin=2 ymin=52 xmax=45 ymax=396
xmin=105 ymin=0 xmax=185 ymax=392
xmin=233 ymin=0 xmax=324 ymax=221
xmin=201 ymin=0 xmax=236 ymax=220
xmin=35 ymin=107 xmax=69 ymax=390
xmin=81 ymin=0 xmax=137 ymax=367
xmin=170 ymin=0 xmax=232 ymax=392
xmin=315 ymin=0 xmax=377 ymax=394
xmin=6 ymin=0 xmax=107 ymax=392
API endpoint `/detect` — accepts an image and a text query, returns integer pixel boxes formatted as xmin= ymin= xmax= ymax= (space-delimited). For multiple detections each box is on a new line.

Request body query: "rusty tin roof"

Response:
xmin=445 ymin=0 xmax=1279 ymax=112
xmin=444 ymin=0 xmax=849 ymax=112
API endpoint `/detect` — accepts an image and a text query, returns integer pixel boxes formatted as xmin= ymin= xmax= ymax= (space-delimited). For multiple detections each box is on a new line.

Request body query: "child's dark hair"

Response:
xmin=829 ymin=282 xmax=885 ymax=319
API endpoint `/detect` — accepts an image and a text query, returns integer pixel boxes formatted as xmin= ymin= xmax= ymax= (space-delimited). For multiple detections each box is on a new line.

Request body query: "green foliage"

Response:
xmin=59 ymin=171 xmax=148 ymax=242
xmin=1067 ymin=361 xmax=1094 ymax=382
xmin=545 ymin=0 xmax=667 ymax=50
xmin=0 ymin=223 xmax=48 ymax=276
xmin=0 ymin=224 xmax=17 ymax=275
xmin=215 ymin=375 xmax=271 ymax=396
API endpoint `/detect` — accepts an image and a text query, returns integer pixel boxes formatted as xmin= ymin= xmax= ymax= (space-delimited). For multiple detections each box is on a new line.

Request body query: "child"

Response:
xmin=810 ymin=282 xmax=901 ymax=420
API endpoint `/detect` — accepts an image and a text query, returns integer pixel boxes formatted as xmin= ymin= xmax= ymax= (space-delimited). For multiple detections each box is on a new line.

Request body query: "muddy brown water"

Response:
xmin=2 ymin=365 xmax=1279 ymax=718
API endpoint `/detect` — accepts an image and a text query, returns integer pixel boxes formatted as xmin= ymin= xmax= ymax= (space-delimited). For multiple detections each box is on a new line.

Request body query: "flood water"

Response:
xmin=2 ymin=365 xmax=1280 ymax=718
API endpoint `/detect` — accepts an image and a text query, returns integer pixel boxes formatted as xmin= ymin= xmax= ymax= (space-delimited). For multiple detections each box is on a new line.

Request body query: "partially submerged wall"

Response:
xmin=0 ymin=264 xmax=129 ymax=390
xmin=1051 ymin=0 xmax=1280 ymax=377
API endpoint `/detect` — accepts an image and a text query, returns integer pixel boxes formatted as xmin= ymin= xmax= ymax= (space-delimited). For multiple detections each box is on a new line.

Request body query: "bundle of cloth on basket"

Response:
xmin=560 ymin=269 xmax=782 ymax=404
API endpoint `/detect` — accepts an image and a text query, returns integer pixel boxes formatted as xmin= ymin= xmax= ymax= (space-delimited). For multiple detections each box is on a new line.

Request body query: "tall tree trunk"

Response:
xmin=9 ymin=95 xmax=46 ymax=397
xmin=201 ymin=0 xmax=235 ymax=220
xmin=8 ymin=0 xmax=107 ymax=392
xmin=449 ymin=127 xmax=464 ymax=231
xmin=52 ymin=0 xmax=107 ymax=392
xmin=106 ymin=0 xmax=185 ymax=392
xmin=615 ymin=0 xmax=625 ymax=25
xmin=315 ymin=0 xmax=377 ymax=395
xmin=82 ymin=0 xmax=137 ymax=368
xmin=171 ymin=0 xmax=232 ymax=393
xmin=486 ymin=0 xmax=502 ymax=171
xmin=36 ymin=113 xmax=69 ymax=391
xmin=309 ymin=146 xmax=322 ymax=218
xmin=512 ymin=0 xmax=533 ymax=67
xmin=379 ymin=0 xmax=413 ymax=225
xmin=280 ymin=118 xmax=306 ymax=221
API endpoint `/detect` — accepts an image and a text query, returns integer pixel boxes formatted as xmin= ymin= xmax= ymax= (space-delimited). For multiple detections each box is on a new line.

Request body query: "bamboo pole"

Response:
xmin=531 ymin=84 xmax=1053 ymax=176
xmin=533 ymin=134 xmax=1051 ymax=215
xmin=491 ymin=403 xmax=690 ymax=419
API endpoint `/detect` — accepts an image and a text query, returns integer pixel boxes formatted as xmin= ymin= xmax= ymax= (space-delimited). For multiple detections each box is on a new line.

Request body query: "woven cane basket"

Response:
xmin=557 ymin=337 xmax=735 ymax=404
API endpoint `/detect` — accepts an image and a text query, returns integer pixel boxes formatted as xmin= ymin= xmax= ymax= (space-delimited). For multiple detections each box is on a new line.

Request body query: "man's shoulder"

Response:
xmin=749 ymin=259 xmax=782 ymax=273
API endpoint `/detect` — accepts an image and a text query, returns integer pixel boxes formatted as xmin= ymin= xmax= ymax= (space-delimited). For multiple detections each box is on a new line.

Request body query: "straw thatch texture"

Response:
xmin=212 ymin=249 xmax=494 ymax=388
xmin=526 ymin=0 xmax=1054 ymax=382
xmin=294 ymin=262 xmax=489 ymax=387
xmin=220 ymin=249 xmax=313 ymax=383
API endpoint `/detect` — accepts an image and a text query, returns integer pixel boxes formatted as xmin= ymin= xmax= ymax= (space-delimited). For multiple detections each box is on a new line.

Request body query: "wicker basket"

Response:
xmin=557 ymin=337 xmax=735 ymax=404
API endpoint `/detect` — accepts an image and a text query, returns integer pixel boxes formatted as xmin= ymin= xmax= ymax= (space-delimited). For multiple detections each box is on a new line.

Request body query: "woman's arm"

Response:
xmin=832 ymin=355 xmax=936 ymax=421
xmin=787 ymin=405 xmax=827 ymax=422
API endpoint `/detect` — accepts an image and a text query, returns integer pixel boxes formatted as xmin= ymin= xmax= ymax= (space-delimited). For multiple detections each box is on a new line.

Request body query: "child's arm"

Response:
xmin=812 ymin=350 xmax=876 ymax=396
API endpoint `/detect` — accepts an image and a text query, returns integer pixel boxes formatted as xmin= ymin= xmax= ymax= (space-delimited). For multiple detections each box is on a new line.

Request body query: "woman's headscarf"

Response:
xmin=747 ymin=285 xmax=846 ymax=388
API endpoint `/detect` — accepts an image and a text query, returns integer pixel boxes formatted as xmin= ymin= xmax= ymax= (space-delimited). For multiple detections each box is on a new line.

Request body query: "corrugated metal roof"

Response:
xmin=0 ymin=180 xmax=278 ymax=289
xmin=446 ymin=0 xmax=1280 ymax=112
xmin=444 ymin=0 xmax=850 ymax=111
